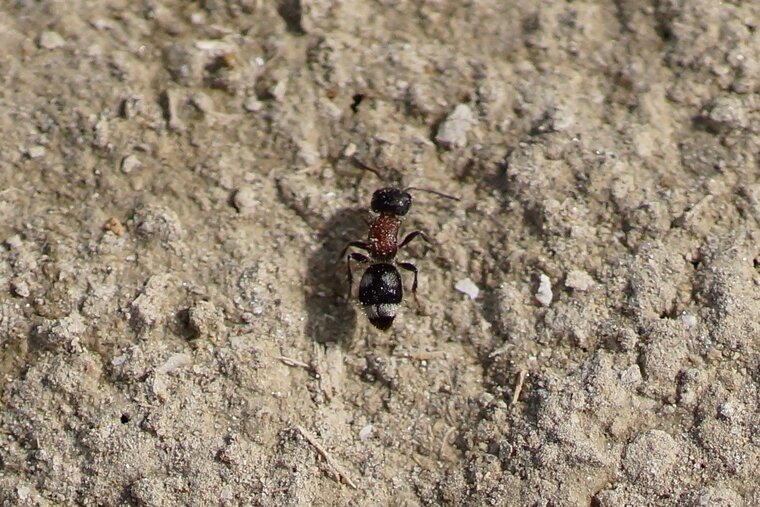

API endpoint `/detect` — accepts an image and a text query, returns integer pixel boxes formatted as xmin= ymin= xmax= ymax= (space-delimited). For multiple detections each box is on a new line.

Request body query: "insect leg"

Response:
xmin=398 ymin=231 xmax=430 ymax=250
xmin=346 ymin=252 xmax=370 ymax=301
xmin=339 ymin=241 xmax=370 ymax=260
xmin=398 ymin=262 xmax=419 ymax=300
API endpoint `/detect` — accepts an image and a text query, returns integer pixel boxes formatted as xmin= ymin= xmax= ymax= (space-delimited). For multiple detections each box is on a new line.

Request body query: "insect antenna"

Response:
xmin=403 ymin=186 xmax=461 ymax=201
xmin=349 ymin=156 xmax=406 ymax=185
xmin=348 ymin=155 xmax=459 ymax=201
xmin=349 ymin=156 xmax=384 ymax=179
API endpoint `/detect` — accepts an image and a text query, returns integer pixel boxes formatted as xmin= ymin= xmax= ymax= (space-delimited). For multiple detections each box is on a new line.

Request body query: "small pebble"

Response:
xmin=622 ymin=429 xmax=678 ymax=486
xmin=6 ymin=235 xmax=23 ymax=249
xmin=38 ymin=30 xmax=65 ymax=50
xmin=343 ymin=143 xmax=357 ymax=158
xmin=359 ymin=424 xmax=374 ymax=441
xmin=620 ymin=364 xmax=643 ymax=388
xmin=26 ymin=146 xmax=46 ymax=159
xmin=165 ymin=88 xmax=186 ymax=132
xmin=152 ymin=374 xmax=169 ymax=401
xmin=104 ymin=217 xmax=125 ymax=236
xmin=565 ymin=269 xmax=594 ymax=291
xmin=454 ymin=278 xmax=480 ymax=300
xmin=16 ymin=485 xmax=30 ymax=500
xmin=298 ymin=141 xmax=320 ymax=166
xmin=133 ymin=203 xmax=185 ymax=243
xmin=707 ymin=96 xmax=747 ymax=129
xmin=271 ymin=79 xmax=288 ymax=102
xmin=11 ymin=279 xmax=30 ymax=298
xmin=435 ymin=104 xmax=475 ymax=149
xmin=121 ymin=95 xmax=144 ymax=119
xmin=187 ymin=300 xmax=226 ymax=340
xmin=190 ymin=12 xmax=206 ymax=25
xmin=535 ymin=273 xmax=553 ymax=306
xmin=32 ymin=312 xmax=86 ymax=349
xmin=157 ymin=353 xmax=192 ymax=375
xmin=243 ymin=97 xmax=263 ymax=112
xmin=191 ymin=91 xmax=215 ymax=114
xmin=121 ymin=154 xmax=142 ymax=174
xmin=680 ymin=313 xmax=697 ymax=328
xmin=233 ymin=186 xmax=258 ymax=214
xmin=93 ymin=118 xmax=110 ymax=148
xmin=717 ymin=401 xmax=736 ymax=421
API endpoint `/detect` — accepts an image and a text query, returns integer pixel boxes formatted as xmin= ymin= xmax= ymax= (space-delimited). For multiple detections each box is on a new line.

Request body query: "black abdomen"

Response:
xmin=359 ymin=263 xmax=403 ymax=330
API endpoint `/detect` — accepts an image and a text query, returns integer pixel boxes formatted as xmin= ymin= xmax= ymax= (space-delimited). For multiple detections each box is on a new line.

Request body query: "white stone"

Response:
xmin=16 ymin=486 xmax=30 ymax=500
xmin=435 ymin=104 xmax=475 ymax=149
xmin=271 ymin=78 xmax=288 ymax=102
xmin=455 ymin=278 xmax=480 ymax=300
xmin=27 ymin=146 xmax=46 ymax=159
xmin=680 ymin=313 xmax=697 ymax=328
xmin=11 ymin=279 xmax=30 ymax=298
xmin=39 ymin=31 xmax=65 ymax=50
xmin=535 ymin=273 xmax=553 ymax=306
xmin=243 ymin=97 xmax=263 ymax=112
xmin=121 ymin=154 xmax=142 ymax=174
xmin=343 ymin=143 xmax=357 ymax=158
xmin=233 ymin=186 xmax=258 ymax=214
xmin=359 ymin=424 xmax=374 ymax=441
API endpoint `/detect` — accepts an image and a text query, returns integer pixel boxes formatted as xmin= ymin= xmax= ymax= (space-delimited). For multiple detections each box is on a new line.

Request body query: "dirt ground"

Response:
xmin=1 ymin=1 xmax=759 ymax=505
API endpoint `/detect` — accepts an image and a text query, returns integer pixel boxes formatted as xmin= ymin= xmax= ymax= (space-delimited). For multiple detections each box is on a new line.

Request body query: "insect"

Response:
xmin=341 ymin=183 xmax=459 ymax=330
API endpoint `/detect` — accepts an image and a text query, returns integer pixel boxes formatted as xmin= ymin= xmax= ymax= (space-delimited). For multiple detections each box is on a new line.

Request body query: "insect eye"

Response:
xmin=392 ymin=193 xmax=411 ymax=216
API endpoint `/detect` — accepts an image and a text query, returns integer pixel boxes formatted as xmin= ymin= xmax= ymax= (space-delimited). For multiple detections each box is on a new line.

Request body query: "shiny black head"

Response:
xmin=359 ymin=263 xmax=403 ymax=331
xmin=371 ymin=187 xmax=412 ymax=216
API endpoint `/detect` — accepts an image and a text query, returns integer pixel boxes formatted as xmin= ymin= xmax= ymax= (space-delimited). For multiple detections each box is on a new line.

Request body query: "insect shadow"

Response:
xmin=304 ymin=206 xmax=367 ymax=345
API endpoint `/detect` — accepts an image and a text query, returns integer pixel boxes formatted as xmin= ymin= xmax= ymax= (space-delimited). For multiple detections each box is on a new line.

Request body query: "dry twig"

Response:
xmin=439 ymin=426 xmax=456 ymax=460
xmin=511 ymin=369 xmax=527 ymax=406
xmin=296 ymin=425 xmax=357 ymax=489
xmin=276 ymin=356 xmax=314 ymax=373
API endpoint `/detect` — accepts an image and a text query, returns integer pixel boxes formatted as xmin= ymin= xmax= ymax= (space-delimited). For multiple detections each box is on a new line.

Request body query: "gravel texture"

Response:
xmin=1 ymin=1 xmax=760 ymax=505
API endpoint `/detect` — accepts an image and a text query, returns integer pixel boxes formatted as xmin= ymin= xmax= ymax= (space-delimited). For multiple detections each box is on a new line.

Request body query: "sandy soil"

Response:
xmin=1 ymin=1 xmax=760 ymax=505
